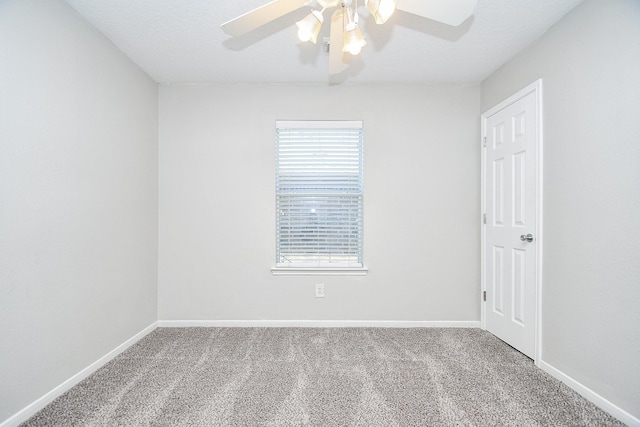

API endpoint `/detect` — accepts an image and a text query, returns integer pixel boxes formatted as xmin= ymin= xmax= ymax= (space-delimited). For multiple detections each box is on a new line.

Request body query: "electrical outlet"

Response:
xmin=315 ymin=283 xmax=325 ymax=298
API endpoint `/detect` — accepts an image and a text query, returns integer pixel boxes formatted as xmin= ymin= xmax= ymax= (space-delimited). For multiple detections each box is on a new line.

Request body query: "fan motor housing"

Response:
xmin=317 ymin=1 xmax=344 ymax=9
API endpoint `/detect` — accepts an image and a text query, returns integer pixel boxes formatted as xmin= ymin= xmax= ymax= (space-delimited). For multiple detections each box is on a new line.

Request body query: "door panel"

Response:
xmin=492 ymin=245 xmax=504 ymax=315
xmin=484 ymin=88 xmax=539 ymax=359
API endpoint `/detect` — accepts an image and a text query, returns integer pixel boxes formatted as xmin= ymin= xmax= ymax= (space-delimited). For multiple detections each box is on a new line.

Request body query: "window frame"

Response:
xmin=271 ymin=120 xmax=367 ymax=276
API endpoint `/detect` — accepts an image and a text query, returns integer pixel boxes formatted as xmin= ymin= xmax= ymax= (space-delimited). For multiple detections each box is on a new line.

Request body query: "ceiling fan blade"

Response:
xmin=396 ymin=0 xmax=477 ymax=27
xmin=221 ymin=0 xmax=310 ymax=37
xmin=329 ymin=8 xmax=349 ymax=75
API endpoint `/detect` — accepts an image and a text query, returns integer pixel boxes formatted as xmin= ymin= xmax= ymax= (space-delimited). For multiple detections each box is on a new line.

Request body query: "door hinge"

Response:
xmin=483 ymin=291 xmax=487 ymax=302
xmin=483 ymin=137 xmax=487 ymax=147
xmin=483 ymin=213 xmax=487 ymax=224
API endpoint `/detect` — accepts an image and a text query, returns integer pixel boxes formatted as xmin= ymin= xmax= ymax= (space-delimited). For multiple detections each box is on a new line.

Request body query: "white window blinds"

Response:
xmin=276 ymin=120 xmax=364 ymax=268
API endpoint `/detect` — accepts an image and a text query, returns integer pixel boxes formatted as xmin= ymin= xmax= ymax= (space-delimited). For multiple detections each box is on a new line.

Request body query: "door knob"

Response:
xmin=520 ymin=234 xmax=534 ymax=243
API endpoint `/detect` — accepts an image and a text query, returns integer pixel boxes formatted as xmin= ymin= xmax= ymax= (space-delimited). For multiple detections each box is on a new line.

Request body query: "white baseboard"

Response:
xmin=538 ymin=360 xmax=640 ymax=427
xmin=157 ymin=320 xmax=481 ymax=328
xmin=0 ymin=322 xmax=158 ymax=427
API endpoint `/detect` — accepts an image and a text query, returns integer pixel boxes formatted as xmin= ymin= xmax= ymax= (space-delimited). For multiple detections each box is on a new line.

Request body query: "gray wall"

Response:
xmin=158 ymin=84 xmax=481 ymax=322
xmin=0 ymin=0 xmax=158 ymax=422
xmin=482 ymin=0 xmax=640 ymax=418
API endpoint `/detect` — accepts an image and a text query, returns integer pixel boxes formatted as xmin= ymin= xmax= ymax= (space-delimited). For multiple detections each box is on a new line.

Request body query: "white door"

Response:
xmin=483 ymin=83 xmax=541 ymax=359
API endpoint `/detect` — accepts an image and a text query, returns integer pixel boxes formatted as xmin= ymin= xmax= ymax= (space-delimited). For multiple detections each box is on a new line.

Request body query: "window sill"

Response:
xmin=271 ymin=267 xmax=368 ymax=276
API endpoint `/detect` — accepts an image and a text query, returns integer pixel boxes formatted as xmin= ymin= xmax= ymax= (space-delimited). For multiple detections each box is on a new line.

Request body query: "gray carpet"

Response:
xmin=23 ymin=328 xmax=623 ymax=426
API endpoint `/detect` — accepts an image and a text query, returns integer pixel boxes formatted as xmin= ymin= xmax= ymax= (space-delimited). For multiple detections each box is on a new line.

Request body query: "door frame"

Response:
xmin=480 ymin=79 xmax=544 ymax=364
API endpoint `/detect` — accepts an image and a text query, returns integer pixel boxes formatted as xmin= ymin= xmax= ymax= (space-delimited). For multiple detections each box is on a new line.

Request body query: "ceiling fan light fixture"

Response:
xmin=222 ymin=0 xmax=478 ymax=77
xmin=296 ymin=10 xmax=324 ymax=43
xmin=342 ymin=23 xmax=367 ymax=55
xmin=367 ymin=0 xmax=396 ymax=24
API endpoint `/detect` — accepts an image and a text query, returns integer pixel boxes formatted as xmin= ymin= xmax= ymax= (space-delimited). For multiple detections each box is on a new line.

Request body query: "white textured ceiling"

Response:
xmin=62 ymin=0 xmax=584 ymax=84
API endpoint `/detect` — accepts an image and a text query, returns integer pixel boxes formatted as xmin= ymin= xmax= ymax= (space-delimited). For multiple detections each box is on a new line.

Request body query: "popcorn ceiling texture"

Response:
xmin=22 ymin=328 xmax=622 ymax=426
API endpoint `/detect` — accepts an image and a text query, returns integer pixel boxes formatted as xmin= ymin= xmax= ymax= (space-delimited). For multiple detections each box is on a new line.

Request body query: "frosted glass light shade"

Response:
xmin=367 ymin=0 xmax=396 ymax=24
xmin=342 ymin=24 xmax=367 ymax=55
xmin=296 ymin=11 xmax=324 ymax=43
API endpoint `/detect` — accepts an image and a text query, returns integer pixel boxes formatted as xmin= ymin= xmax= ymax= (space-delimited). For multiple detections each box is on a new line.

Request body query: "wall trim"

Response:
xmin=538 ymin=360 xmax=640 ymax=427
xmin=156 ymin=320 xmax=481 ymax=328
xmin=0 ymin=322 xmax=158 ymax=427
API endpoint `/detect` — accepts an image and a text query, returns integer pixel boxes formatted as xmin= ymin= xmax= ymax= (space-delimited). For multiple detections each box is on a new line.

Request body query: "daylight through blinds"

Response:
xmin=276 ymin=121 xmax=363 ymax=267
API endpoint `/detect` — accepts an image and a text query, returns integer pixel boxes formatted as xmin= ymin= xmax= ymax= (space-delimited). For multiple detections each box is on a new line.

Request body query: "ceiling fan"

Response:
xmin=221 ymin=0 xmax=478 ymax=75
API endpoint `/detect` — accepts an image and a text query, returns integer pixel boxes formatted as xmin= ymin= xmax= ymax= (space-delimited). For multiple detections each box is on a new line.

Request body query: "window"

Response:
xmin=273 ymin=120 xmax=366 ymax=275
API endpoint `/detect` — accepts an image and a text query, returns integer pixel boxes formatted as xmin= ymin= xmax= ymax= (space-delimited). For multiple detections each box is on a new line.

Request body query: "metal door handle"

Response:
xmin=520 ymin=234 xmax=534 ymax=243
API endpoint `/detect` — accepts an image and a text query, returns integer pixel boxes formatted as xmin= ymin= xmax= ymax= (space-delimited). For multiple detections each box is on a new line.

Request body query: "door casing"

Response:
xmin=480 ymin=79 xmax=544 ymax=364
